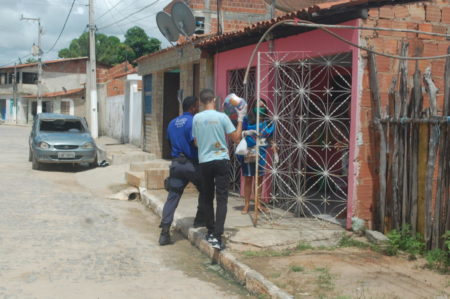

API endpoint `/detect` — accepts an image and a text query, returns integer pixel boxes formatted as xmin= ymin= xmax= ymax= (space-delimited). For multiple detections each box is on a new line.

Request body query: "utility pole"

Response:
xmin=21 ymin=15 xmax=42 ymax=115
xmin=13 ymin=64 xmax=17 ymax=124
xmin=88 ymin=0 xmax=98 ymax=138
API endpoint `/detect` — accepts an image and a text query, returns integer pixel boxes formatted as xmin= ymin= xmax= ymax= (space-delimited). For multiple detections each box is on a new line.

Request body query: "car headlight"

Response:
xmin=81 ymin=142 xmax=94 ymax=149
xmin=38 ymin=142 xmax=50 ymax=149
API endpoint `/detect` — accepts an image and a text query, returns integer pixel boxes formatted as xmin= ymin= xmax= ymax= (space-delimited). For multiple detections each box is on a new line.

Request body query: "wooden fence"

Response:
xmin=369 ymin=43 xmax=450 ymax=250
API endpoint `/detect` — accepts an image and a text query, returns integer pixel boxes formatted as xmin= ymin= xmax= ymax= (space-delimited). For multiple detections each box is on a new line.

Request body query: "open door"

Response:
xmin=162 ymin=71 xmax=180 ymax=159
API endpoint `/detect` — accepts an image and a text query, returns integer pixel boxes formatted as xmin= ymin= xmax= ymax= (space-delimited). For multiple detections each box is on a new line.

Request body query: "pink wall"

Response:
xmin=214 ymin=20 xmax=361 ymax=228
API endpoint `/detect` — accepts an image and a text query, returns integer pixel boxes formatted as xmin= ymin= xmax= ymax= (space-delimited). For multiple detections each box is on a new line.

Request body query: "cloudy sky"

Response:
xmin=0 ymin=0 xmax=172 ymax=67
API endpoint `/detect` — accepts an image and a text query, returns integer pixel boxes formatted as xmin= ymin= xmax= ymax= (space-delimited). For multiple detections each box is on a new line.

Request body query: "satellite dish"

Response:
xmin=171 ymin=1 xmax=195 ymax=37
xmin=156 ymin=11 xmax=180 ymax=42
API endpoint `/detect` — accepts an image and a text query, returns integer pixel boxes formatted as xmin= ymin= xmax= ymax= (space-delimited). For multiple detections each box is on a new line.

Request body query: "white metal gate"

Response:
xmin=255 ymin=51 xmax=352 ymax=220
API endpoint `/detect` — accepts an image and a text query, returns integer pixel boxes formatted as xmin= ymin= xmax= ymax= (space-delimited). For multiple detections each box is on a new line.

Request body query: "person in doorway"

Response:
xmin=159 ymin=96 xmax=205 ymax=246
xmin=239 ymin=98 xmax=276 ymax=214
xmin=192 ymin=89 xmax=246 ymax=250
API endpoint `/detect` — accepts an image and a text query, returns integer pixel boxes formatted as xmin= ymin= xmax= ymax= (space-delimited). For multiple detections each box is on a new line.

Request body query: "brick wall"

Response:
xmin=357 ymin=0 xmax=450 ymax=226
xmin=138 ymin=43 xmax=214 ymax=156
xmin=101 ymin=61 xmax=137 ymax=97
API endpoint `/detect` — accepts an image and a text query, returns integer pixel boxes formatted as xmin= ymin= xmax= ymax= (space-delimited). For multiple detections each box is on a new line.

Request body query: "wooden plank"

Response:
xmin=388 ymin=77 xmax=400 ymax=230
xmin=368 ymin=52 xmax=388 ymax=232
xmin=410 ymin=62 xmax=423 ymax=234
xmin=398 ymin=42 xmax=409 ymax=228
xmin=417 ymin=123 xmax=429 ymax=237
xmin=438 ymin=48 xmax=450 ymax=248
xmin=424 ymin=67 xmax=440 ymax=248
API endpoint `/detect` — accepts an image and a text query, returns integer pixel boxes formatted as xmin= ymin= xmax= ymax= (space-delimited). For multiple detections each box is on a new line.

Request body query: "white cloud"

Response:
xmin=0 ymin=0 xmax=171 ymax=66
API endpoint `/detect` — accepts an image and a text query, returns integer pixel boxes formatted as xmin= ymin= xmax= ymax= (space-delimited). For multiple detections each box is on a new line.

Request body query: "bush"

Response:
xmin=385 ymin=225 xmax=425 ymax=258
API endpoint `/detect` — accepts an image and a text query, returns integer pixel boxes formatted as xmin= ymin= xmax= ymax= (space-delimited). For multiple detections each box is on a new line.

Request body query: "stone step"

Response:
xmin=145 ymin=168 xmax=170 ymax=190
xmin=129 ymin=159 xmax=171 ymax=171
xmin=109 ymin=152 xmax=155 ymax=165
xmin=125 ymin=171 xmax=145 ymax=188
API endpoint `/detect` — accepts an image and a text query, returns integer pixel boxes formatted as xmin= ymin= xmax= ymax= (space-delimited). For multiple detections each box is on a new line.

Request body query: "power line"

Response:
xmin=96 ymin=0 xmax=128 ymax=21
xmin=0 ymin=54 xmax=32 ymax=68
xmin=97 ymin=0 xmax=160 ymax=30
xmin=46 ymin=0 xmax=76 ymax=53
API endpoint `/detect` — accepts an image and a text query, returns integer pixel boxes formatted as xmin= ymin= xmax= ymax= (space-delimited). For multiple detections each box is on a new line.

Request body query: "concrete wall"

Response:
xmin=104 ymin=95 xmax=125 ymax=142
xmin=138 ymin=43 xmax=214 ymax=157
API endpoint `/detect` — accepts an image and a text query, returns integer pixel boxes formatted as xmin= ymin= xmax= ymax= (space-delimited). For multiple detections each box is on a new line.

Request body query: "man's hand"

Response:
xmin=243 ymin=129 xmax=257 ymax=137
xmin=237 ymin=103 xmax=248 ymax=122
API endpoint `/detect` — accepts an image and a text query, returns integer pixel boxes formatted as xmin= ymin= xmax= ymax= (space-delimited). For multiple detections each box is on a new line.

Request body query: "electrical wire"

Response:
xmin=97 ymin=0 xmax=161 ymax=30
xmin=45 ymin=0 xmax=76 ymax=53
xmin=243 ymin=19 xmax=450 ymax=85
xmin=96 ymin=0 xmax=128 ymax=21
xmin=0 ymin=54 xmax=33 ymax=68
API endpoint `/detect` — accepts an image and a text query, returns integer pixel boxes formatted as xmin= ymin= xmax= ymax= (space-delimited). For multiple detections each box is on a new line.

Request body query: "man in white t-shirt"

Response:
xmin=192 ymin=89 xmax=246 ymax=250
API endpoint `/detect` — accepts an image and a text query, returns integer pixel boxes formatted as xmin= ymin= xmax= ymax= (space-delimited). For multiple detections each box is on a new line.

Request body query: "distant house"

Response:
xmin=0 ymin=57 xmax=95 ymax=124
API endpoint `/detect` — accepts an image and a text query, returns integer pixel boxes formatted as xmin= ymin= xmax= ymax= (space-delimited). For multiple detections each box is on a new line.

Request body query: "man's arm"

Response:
xmin=228 ymin=121 xmax=243 ymax=144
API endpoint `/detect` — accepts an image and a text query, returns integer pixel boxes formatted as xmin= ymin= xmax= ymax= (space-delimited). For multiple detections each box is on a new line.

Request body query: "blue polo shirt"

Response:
xmin=167 ymin=112 xmax=197 ymax=161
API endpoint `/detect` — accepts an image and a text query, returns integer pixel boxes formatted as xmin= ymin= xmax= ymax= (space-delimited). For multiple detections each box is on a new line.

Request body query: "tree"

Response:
xmin=124 ymin=26 xmax=161 ymax=62
xmin=58 ymin=27 xmax=161 ymax=66
xmin=25 ymin=57 xmax=38 ymax=64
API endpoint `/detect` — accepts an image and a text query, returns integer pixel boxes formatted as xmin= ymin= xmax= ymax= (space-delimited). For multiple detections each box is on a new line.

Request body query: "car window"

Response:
xmin=39 ymin=119 xmax=85 ymax=133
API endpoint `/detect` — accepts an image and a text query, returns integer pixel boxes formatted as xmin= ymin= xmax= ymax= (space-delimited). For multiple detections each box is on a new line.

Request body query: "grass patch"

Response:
xmin=338 ymin=234 xmax=369 ymax=249
xmin=290 ymin=265 xmax=304 ymax=272
xmin=242 ymin=249 xmax=292 ymax=257
xmin=315 ymin=267 xmax=335 ymax=292
xmin=296 ymin=242 xmax=313 ymax=251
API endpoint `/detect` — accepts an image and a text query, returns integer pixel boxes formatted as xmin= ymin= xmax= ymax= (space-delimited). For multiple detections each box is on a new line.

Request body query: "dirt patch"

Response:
xmin=234 ymin=247 xmax=450 ymax=298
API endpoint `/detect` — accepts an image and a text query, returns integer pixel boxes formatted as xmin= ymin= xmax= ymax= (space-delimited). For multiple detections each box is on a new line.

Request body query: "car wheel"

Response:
xmin=89 ymin=155 xmax=98 ymax=169
xmin=28 ymin=148 xmax=32 ymax=162
xmin=32 ymin=153 xmax=40 ymax=170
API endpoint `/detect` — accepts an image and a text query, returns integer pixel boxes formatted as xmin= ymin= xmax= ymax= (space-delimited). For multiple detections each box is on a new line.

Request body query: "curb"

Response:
xmin=141 ymin=191 xmax=293 ymax=299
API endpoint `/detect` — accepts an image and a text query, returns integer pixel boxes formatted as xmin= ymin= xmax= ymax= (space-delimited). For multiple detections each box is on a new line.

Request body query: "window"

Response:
xmin=22 ymin=72 xmax=38 ymax=84
xmin=39 ymin=119 xmax=85 ymax=132
xmin=143 ymin=74 xmax=152 ymax=114
xmin=61 ymin=101 xmax=71 ymax=115
xmin=194 ymin=16 xmax=205 ymax=34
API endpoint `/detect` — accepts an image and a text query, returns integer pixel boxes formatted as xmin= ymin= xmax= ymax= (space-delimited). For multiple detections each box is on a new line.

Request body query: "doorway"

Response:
xmin=162 ymin=71 xmax=180 ymax=159
xmin=0 ymin=99 xmax=5 ymax=120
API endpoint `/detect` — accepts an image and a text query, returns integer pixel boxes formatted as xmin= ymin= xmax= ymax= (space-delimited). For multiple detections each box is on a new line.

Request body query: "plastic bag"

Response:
xmin=235 ymin=138 xmax=248 ymax=155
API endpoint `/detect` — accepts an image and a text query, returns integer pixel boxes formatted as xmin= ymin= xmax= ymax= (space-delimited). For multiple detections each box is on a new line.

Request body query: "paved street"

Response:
xmin=0 ymin=125 xmax=250 ymax=299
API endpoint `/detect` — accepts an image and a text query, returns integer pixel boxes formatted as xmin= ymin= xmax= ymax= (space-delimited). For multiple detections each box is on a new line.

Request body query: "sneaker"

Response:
xmin=205 ymin=232 xmax=215 ymax=243
xmin=209 ymin=237 xmax=225 ymax=251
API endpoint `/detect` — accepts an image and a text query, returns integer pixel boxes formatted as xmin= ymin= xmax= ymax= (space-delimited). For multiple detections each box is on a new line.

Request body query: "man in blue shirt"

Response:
xmin=159 ymin=96 xmax=204 ymax=246
xmin=193 ymin=89 xmax=246 ymax=250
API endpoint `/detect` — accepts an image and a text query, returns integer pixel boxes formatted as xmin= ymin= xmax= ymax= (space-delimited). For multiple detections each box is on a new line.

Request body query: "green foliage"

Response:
xmin=25 ymin=57 xmax=38 ymax=63
xmin=314 ymin=267 xmax=335 ymax=291
xmin=296 ymin=242 xmax=313 ymax=251
xmin=242 ymin=249 xmax=292 ymax=257
xmin=124 ymin=26 xmax=161 ymax=62
xmin=290 ymin=265 xmax=304 ymax=272
xmin=58 ymin=26 xmax=161 ymax=66
xmin=424 ymin=232 xmax=450 ymax=273
xmin=338 ymin=234 xmax=370 ymax=249
xmin=385 ymin=225 xmax=424 ymax=257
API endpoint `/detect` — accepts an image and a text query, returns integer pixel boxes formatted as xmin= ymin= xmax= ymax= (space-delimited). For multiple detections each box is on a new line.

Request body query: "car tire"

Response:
xmin=28 ymin=148 xmax=32 ymax=162
xmin=32 ymin=153 xmax=40 ymax=170
xmin=88 ymin=155 xmax=98 ymax=169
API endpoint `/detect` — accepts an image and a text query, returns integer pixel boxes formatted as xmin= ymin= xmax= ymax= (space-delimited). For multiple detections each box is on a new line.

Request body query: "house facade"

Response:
xmin=0 ymin=57 xmax=90 ymax=124
xmin=137 ymin=0 xmax=273 ymax=158
xmin=196 ymin=0 xmax=450 ymax=230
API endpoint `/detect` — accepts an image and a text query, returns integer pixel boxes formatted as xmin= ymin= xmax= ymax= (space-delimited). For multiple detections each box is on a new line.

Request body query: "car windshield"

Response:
xmin=39 ymin=119 xmax=85 ymax=133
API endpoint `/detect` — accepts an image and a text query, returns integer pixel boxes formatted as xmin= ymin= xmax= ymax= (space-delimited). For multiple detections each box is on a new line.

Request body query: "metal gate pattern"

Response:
xmin=255 ymin=52 xmax=352 ymax=220
xmin=227 ymin=67 xmax=256 ymax=194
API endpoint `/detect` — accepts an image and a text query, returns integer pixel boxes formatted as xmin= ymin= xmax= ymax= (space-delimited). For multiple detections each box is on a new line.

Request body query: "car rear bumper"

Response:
xmin=33 ymin=147 xmax=97 ymax=164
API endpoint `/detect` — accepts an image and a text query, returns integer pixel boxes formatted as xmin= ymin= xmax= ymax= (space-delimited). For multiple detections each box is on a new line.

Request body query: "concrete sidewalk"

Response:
xmin=141 ymin=188 xmax=344 ymax=298
xmin=94 ymin=135 xmax=345 ymax=297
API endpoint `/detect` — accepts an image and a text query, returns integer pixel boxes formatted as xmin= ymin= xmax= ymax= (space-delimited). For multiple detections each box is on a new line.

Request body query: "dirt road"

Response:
xmin=0 ymin=125 xmax=250 ymax=299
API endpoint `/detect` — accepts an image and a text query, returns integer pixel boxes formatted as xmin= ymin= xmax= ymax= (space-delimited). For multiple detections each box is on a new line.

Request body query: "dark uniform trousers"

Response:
xmin=161 ymin=157 xmax=203 ymax=227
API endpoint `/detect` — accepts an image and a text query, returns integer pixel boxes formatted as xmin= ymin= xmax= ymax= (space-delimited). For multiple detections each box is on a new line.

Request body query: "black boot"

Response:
xmin=159 ymin=225 xmax=171 ymax=246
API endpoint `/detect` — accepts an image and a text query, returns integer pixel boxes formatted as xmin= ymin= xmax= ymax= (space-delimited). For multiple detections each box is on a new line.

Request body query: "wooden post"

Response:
xmin=369 ymin=53 xmax=388 ymax=232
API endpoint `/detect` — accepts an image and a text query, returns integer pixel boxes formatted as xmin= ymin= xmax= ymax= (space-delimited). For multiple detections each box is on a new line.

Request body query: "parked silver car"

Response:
xmin=29 ymin=113 xmax=97 ymax=170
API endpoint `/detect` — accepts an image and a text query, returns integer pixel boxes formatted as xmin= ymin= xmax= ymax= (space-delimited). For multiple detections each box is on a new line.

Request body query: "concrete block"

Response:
xmin=365 ymin=230 xmax=389 ymax=245
xmin=145 ymin=168 xmax=170 ymax=189
xmin=125 ymin=171 xmax=145 ymax=188
xmin=111 ymin=152 xmax=155 ymax=165
xmin=130 ymin=160 xmax=170 ymax=171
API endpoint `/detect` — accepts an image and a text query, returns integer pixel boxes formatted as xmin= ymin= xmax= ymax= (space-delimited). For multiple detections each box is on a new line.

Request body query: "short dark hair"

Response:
xmin=182 ymin=96 xmax=197 ymax=112
xmin=199 ymin=89 xmax=215 ymax=104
